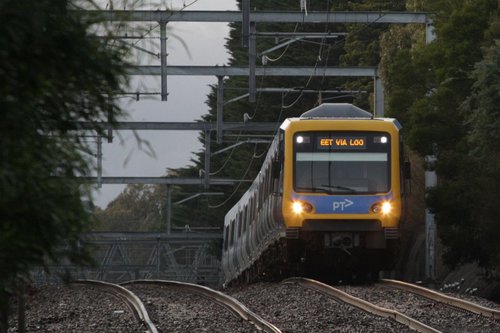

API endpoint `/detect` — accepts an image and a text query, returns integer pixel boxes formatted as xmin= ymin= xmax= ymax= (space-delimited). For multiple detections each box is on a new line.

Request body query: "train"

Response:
xmin=222 ymin=103 xmax=408 ymax=285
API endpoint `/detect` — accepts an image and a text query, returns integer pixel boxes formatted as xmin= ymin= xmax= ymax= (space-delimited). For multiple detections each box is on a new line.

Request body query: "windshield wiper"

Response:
xmin=319 ymin=184 xmax=358 ymax=193
xmin=295 ymin=185 xmax=358 ymax=194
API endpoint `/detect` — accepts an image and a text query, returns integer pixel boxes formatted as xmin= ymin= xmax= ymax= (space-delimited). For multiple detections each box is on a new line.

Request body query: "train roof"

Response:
xmin=300 ymin=103 xmax=373 ymax=119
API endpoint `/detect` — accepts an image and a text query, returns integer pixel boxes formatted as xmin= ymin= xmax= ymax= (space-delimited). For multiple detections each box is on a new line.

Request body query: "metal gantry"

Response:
xmin=32 ymin=232 xmax=223 ymax=286
xmin=82 ymin=9 xmax=434 ymax=117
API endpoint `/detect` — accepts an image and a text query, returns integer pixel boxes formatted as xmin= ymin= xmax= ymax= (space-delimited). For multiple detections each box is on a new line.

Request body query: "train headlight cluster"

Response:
xmin=292 ymin=200 xmax=314 ymax=214
xmin=371 ymin=201 xmax=392 ymax=215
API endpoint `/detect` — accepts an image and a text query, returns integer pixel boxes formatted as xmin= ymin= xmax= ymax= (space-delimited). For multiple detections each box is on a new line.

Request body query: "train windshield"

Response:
xmin=294 ymin=132 xmax=391 ymax=194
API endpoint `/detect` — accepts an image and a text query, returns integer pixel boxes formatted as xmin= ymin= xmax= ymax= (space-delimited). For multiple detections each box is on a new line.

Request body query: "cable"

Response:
xmin=208 ymin=144 xmax=258 ymax=208
xmin=209 ymin=133 xmax=240 ymax=176
xmin=181 ymin=0 xmax=201 ymax=10
xmin=262 ymin=23 xmax=299 ymax=64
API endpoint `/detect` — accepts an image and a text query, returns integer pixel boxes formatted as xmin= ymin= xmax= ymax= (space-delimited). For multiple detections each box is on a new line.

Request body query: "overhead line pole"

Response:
xmin=160 ymin=21 xmax=168 ymax=101
xmin=249 ymin=22 xmax=256 ymax=103
xmin=216 ymin=77 xmax=225 ymax=143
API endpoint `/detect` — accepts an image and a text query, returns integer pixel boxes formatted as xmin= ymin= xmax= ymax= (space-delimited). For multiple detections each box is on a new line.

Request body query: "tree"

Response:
xmin=380 ymin=0 xmax=499 ymax=272
xmin=435 ymin=40 xmax=500 ymax=268
xmin=0 ymin=0 xmax=129 ymax=330
xmin=94 ymin=184 xmax=164 ymax=231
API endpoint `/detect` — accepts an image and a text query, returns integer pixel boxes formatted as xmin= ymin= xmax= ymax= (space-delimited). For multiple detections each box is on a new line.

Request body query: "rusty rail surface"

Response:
xmin=283 ymin=277 xmax=441 ymax=333
xmin=73 ymin=280 xmax=158 ymax=333
xmin=122 ymin=279 xmax=282 ymax=333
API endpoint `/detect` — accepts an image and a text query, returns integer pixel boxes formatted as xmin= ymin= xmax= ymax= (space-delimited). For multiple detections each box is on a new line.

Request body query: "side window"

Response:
xmin=263 ymin=166 xmax=270 ymax=197
xmin=223 ymin=225 xmax=229 ymax=251
xmin=249 ymin=196 xmax=254 ymax=224
xmin=238 ymin=210 xmax=243 ymax=238
xmin=258 ymin=179 xmax=263 ymax=208
xmin=229 ymin=219 xmax=235 ymax=246
xmin=243 ymin=203 xmax=249 ymax=232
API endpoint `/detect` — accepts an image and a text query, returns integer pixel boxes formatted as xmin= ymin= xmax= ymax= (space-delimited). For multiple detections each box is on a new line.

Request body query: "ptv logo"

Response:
xmin=332 ymin=199 xmax=353 ymax=211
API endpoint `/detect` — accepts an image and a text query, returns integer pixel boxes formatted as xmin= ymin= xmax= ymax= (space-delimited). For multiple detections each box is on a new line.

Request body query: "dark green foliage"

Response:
xmin=453 ymin=41 xmax=500 ymax=268
xmin=414 ymin=0 xmax=498 ymax=269
xmin=382 ymin=0 xmax=500 ymax=270
xmin=0 ymin=0 xmax=128 ymax=327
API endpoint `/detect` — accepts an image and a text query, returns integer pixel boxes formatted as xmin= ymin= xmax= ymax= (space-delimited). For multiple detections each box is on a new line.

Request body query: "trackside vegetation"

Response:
xmin=0 ymin=0 xmax=130 ymax=331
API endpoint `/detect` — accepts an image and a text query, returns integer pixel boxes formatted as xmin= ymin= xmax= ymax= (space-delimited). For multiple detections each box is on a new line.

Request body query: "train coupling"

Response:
xmin=324 ymin=233 xmax=360 ymax=249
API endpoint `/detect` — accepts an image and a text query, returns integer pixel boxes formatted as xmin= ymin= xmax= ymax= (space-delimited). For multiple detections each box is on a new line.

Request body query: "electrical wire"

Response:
xmin=262 ymin=23 xmax=300 ymax=64
xmin=208 ymin=143 xmax=259 ymax=208
xmin=209 ymin=133 xmax=240 ymax=176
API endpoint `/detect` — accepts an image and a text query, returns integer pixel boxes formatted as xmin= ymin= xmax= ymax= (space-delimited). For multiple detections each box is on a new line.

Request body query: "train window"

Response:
xmin=238 ymin=211 xmax=243 ymax=238
xmin=223 ymin=226 xmax=229 ymax=251
xmin=233 ymin=221 xmax=237 ymax=244
xmin=243 ymin=207 xmax=248 ymax=235
xmin=263 ymin=166 xmax=269 ymax=197
xmin=251 ymin=195 xmax=256 ymax=222
xmin=258 ymin=178 xmax=264 ymax=207
xmin=229 ymin=220 xmax=235 ymax=246
xmin=248 ymin=195 xmax=254 ymax=225
xmin=294 ymin=131 xmax=391 ymax=194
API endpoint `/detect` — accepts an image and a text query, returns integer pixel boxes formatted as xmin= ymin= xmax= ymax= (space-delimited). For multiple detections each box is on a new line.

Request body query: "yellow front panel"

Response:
xmin=281 ymin=118 xmax=402 ymax=229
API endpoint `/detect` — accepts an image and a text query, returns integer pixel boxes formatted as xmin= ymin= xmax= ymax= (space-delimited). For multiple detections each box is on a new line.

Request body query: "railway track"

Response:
xmin=283 ymin=277 xmax=438 ymax=333
xmin=380 ymin=279 xmax=500 ymax=319
xmin=73 ymin=280 xmax=158 ymax=333
xmin=9 ymin=278 xmax=500 ymax=332
xmin=228 ymin=280 xmax=415 ymax=332
xmin=122 ymin=279 xmax=282 ymax=333
xmin=341 ymin=279 xmax=500 ymax=333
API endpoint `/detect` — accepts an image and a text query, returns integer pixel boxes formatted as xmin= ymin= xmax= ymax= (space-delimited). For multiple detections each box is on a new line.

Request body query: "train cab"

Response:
xmin=280 ymin=104 xmax=403 ymax=270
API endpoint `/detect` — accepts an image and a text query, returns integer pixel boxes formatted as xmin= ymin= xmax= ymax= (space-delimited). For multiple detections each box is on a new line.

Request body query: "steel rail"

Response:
xmin=381 ymin=279 xmax=500 ymax=320
xmin=73 ymin=280 xmax=158 ymax=333
xmin=122 ymin=279 xmax=282 ymax=333
xmin=283 ymin=277 xmax=441 ymax=333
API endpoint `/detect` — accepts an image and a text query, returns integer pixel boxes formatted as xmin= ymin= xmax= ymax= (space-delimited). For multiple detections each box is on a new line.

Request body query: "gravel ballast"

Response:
xmin=7 ymin=285 xmax=145 ymax=332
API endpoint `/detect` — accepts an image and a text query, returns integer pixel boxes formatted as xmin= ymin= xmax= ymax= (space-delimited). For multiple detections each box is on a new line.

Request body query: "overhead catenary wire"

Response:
xmin=208 ymin=143 xmax=259 ymax=208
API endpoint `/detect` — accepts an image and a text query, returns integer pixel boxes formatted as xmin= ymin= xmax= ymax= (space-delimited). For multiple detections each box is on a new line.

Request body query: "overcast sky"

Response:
xmin=92 ymin=0 xmax=238 ymax=208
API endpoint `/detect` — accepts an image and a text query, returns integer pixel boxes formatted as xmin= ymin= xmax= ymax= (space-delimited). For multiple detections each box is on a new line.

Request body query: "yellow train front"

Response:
xmin=280 ymin=103 xmax=403 ymax=278
xmin=222 ymin=103 xmax=404 ymax=285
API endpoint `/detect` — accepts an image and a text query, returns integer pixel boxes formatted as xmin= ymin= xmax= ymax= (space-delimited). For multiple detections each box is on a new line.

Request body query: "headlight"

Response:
xmin=371 ymin=201 xmax=392 ymax=215
xmin=381 ymin=202 xmax=392 ymax=214
xmin=292 ymin=200 xmax=313 ymax=214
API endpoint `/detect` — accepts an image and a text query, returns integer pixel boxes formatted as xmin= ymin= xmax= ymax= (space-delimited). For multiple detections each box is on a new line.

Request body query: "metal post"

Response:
xmin=156 ymin=237 xmax=161 ymax=278
xmin=249 ymin=22 xmax=256 ymax=103
xmin=216 ymin=76 xmax=224 ymax=144
xmin=97 ymin=135 xmax=102 ymax=189
xmin=426 ymin=22 xmax=436 ymax=44
xmin=107 ymin=102 xmax=113 ymax=143
xmin=160 ymin=21 xmax=168 ymax=101
xmin=166 ymin=185 xmax=172 ymax=235
xmin=242 ymin=0 xmax=250 ymax=48
xmin=374 ymin=76 xmax=385 ymax=117
xmin=425 ymin=155 xmax=437 ymax=280
xmin=204 ymin=131 xmax=211 ymax=189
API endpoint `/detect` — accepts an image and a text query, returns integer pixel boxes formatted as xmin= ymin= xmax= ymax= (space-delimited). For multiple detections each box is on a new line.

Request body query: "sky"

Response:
xmin=92 ymin=0 xmax=238 ymax=208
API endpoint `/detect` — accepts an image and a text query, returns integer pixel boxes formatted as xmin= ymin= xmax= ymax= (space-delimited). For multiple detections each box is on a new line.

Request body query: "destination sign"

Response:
xmin=318 ymin=136 xmax=366 ymax=149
